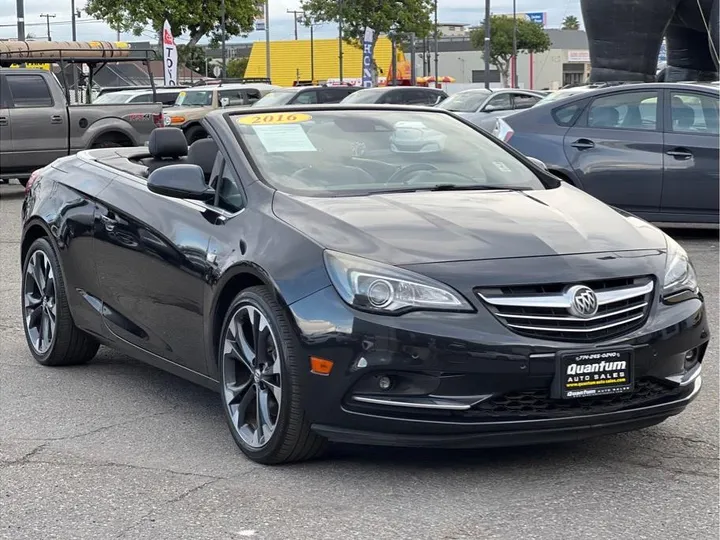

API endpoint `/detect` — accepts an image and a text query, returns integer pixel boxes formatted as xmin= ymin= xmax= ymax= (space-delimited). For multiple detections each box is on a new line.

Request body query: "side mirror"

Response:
xmin=220 ymin=97 xmax=230 ymax=108
xmin=526 ymin=156 xmax=548 ymax=171
xmin=147 ymin=164 xmax=215 ymax=201
xmin=483 ymin=104 xmax=498 ymax=112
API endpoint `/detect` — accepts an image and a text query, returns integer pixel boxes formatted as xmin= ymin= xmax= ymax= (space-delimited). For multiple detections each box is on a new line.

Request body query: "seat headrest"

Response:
xmin=149 ymin=127 xmax=188 ymax=159
xmin=187 ymin=138 xmax=219 ymax=176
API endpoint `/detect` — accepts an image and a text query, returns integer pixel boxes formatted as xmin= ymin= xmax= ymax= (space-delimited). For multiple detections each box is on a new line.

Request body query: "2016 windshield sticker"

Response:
xmin=237 ymin=113 xmax=312 ymax=125
xmin=253 ymin=124 xmax=317 ymax=153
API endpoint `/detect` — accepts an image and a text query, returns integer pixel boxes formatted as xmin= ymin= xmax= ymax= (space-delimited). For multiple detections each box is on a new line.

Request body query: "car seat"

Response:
xmin=141 ymin=128 xmax=188 ymax=175
xmin=187 ymin=138 xmax=219 ymax=183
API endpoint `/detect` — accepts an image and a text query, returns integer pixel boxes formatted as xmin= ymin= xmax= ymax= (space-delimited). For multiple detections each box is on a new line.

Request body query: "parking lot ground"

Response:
xmin=1 ymin=181 xmax=718 ymax=540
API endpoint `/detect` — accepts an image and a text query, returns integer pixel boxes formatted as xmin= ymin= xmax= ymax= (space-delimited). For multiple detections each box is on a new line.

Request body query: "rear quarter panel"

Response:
xmin=68 ymin=104 xmax=162 ymax=150
xmin=505 ymin=108 xmax=579 ymax=183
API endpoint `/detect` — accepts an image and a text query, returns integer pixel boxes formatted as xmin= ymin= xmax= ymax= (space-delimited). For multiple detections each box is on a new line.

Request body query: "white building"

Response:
xmin=411 ymin=29 xmax=590 ymax=91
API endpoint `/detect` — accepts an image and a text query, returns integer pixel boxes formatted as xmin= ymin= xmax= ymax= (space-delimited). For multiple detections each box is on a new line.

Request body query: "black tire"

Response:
xmin=90 ymin=140 xmax=122 ymax=149
xmin=21 ymin=237 xmax=99 ymax=366
xmin=219 ymin=286 xmax=328 ymax=464
xmin=184 ymin=125 xmax=207 ymax=145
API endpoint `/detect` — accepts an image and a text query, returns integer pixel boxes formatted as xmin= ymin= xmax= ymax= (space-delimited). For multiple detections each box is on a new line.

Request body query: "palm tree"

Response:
xmin=562 ymin=15 xmax=580 ymax=31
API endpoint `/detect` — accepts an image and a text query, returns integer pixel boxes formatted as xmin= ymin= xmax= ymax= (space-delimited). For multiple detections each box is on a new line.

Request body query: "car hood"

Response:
xmin=271 ymin=183 xmax=666 ymax=265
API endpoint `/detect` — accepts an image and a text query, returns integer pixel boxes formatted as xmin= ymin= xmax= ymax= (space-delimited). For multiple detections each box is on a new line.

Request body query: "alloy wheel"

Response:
xmin=222 ymin=304 xmax=283 ymax=449
xmin=23 ymin=250 xmax=57 ymax=354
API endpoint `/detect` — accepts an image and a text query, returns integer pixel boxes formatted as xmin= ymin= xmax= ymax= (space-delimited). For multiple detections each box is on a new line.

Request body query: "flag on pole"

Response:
xmin=361 ymin=27 xmax=375 ymax=88
xmin=162 ymin=20 xmax=178 ymax=86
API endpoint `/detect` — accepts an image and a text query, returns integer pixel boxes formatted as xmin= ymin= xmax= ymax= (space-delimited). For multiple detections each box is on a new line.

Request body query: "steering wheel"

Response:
xmin=386 ymin=163 xmax=439 ymax=185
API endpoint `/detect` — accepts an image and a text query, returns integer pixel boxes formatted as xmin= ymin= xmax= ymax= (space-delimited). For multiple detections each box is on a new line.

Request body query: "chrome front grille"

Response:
xmin=477 ymin=276 xmax=655 ymax=342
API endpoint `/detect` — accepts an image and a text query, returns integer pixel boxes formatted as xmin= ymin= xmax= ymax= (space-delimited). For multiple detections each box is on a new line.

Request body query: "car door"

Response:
xmin=92 ymin=171 xmax=214 ymax=372
xmin=660 ymin=89 xmax=719 ymax=219
xmin=562 ymin=89 xmax=664 ymax=214
xmin=5 ymin=72 xmax=68 ymax=170
xmin=0 ymin=75 xmax=13 ymax=172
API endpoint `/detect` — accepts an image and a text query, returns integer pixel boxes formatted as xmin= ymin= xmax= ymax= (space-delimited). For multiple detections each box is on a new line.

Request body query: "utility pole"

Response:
xmin=338 ymin=0 xmax=344 ymax=82
xmin=221 ymin=0 xmax=227 ymax=78
xmin=16 ymin=0 xmax=25 ymax=41
xmin=409 ymin=33 xmax=416 ymax=85
xmin=287 ymin=9 xmax=303 ymax=40
xmin=40 ymin=13 xmax=55 ymax=41
xmin=70 ymin=1 xmax=77 ymax=40
xmin=512 ymin=0 xmax=517 ymax=88
xmin=433 ymin=0 xmax=439 ymax=87
xmin=484 ymin=0 xmax=491 ymax=90
xmin=307 ymin=14 xmax=315 ymax=83
xmin=264 ymin=0 xmax=271 ymax=81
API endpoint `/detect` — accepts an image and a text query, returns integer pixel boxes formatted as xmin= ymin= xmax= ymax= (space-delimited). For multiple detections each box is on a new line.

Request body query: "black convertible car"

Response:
xmin=21 ymin=105 xmax=709 ymax=464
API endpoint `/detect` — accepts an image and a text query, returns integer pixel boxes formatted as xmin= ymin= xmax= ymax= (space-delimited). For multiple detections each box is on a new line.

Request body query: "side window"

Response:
xmin=214 ymin=162 xmax=245 ymax=214
xmin=514 ymin=94 xmax=540 ymax=109
xmin=318 ymin=89 xmax=345 ymax=103
xmin=159 ymin=92 xmax=180 ymax=106
xmin=669 ymin=91 xmax=719 ymax=135
xmin=485 ymin=93 xmax=512 ymax=111
xmin=380 ymin=91 xmax=404 ymax=104
xmin=294 ymin=91 xmax=318 ymax=104
xmin=130 ymin=94 xmax=152 ymax=103
xmin=244 ymin=89 xmax=262 ymax=105
xmin=587 ymin=91 xmax=658 ymax=130
xmin=552 ymin=101 xmax=585 ymax=126
xmin=0 ymin=76 xmax=8 ymax=108
xmin=219 ymin=89 xmax=245 ymax=106
xmin=426 ymin=92 xmax=445 ymax=105
xmin=5 ymin=75 xmax=53 ymax=108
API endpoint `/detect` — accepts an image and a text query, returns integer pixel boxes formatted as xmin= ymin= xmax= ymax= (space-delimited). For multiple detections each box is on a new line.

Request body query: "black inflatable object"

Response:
xmin=582 ymin=0 xmax=719 ymax=83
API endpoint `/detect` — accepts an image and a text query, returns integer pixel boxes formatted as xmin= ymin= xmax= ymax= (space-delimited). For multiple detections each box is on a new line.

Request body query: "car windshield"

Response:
xmin=341 ymin=89 xmax=385 ymax=103
xmin=437 ymin=90 xmax=492 ymax=112
xmin=253 ymin=91 xmax=297 ymax=107
xmin=175 ymin=90 xmax=214 ymax=106
xmin=231 ymin=109 xmax=546 ymax=196
xmin=535 ymin=89 xmax=590 ymax=106
xmin=94 ymin=92 xmax=134 ymax=104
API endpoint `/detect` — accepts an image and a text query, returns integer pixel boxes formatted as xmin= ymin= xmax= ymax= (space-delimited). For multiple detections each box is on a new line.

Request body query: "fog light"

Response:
xmin=378 ymin=375 xmax=392 ymax=391
xmin=684 ymin=348 xmax=698 ymax=369
xmin=685 ymin=350 xmax=696 ymax=360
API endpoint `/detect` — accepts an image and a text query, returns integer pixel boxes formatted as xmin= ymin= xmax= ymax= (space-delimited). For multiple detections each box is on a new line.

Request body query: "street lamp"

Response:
xmin=512 ymin=0 xmax=518 ymax=88
xmin=484 ymin=0 xmax=491 ymax=90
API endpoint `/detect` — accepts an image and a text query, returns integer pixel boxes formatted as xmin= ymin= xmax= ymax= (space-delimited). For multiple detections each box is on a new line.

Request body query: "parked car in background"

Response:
xmin=341 ymin=86 xmax=447 ymax=106
xmin=437 ymin=88 xmax=545 ymax=131
xmin=0 ymin=68 xmax=164 ymax=185
xmin=254 ymin=85 xmax=361 ymax=107
xmin=164 ymin=83 xmax=280 ymax=143
xmin=94 ymin=87 xmax=185 ymax=106
xmin=493 ymin=82 xmax=719 ymax=227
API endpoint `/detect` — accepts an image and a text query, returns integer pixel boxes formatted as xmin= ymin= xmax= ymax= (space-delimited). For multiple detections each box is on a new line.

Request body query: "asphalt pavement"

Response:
xmin=1 ymin=181 xmax=718 ymax=540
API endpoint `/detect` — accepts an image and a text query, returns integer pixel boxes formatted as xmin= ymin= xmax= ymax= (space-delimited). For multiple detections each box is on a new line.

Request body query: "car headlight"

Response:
xmin=324 ymin=250 xmax=473 ymax=315
xmin=662 ymin=235 xmax=699 ymax=301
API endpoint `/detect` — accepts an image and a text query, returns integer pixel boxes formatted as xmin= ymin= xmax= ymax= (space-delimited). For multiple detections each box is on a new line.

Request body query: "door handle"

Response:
xmin=0 ymin=116 xmax=7 ymax=126
xmin=570 ymin=139 xmax=595 ymax=150
xmin=50 ymin=115 xmax=63 ymax=124
xmin=666 ymin=148 xmax=693 ymax=160
xmin=100 ymin=214 xmax=117 ymax=231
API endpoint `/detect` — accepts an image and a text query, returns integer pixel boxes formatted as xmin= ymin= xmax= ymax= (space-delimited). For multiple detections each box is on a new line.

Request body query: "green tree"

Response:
xmin=299 ymin=0 xmax=435 ymax=49
xmin=178 ymin=44 xmax=206 ymax=74
xmin=470 ymin=15 xmax=551 ymax=86
xmin=562 ymin=15 xmax=581 ymax=30
xmin=227 ymin=57 xmax=249 ymax=78
xmin=84 ymin=0 xmax=260 ymax=47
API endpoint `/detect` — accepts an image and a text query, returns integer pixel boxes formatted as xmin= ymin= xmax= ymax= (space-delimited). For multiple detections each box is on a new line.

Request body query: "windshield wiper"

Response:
xmin=371 ymin=184 xmax=529 ymax=195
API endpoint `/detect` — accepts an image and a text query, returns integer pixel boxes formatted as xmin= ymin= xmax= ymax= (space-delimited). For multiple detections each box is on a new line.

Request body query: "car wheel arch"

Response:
xmin=208 ymin=264 xmax=289 ymax=369
xmin=89 ymin=130 xmax=134 ymax=149
xmin=21 ymin=219 xmax=53 ymax=263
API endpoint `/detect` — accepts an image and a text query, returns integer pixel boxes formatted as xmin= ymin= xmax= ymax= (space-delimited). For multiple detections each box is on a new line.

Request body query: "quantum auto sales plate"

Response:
xmin=555 ymin=349 xmax=634 ymax=399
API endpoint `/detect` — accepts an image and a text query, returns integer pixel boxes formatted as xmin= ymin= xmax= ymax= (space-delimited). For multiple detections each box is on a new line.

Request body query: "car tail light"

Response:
xmin=152 ymin=112 xmax=164 ymax=128
xmin=25 ymin=169 xmax=41 ymax=194
xmin=493 ymin=118 xmax=514 ymax=143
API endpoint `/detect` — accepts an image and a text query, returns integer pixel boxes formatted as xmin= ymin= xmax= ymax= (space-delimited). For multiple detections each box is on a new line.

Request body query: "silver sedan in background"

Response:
xmin=437 ymin=88 xmax=545 ymax=131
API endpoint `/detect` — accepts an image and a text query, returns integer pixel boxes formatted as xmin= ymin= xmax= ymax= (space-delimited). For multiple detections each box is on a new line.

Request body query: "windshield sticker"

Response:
xmin=237 ymin=113 xmax=312 ymax=126
xmin=492 ymin=161 xmax=512 ymax=173
xmin=253 ymin=125 xmax=317 ymax=153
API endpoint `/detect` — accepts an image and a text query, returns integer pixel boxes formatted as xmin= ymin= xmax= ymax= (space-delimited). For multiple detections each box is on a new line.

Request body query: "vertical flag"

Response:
xmin=361 ymin=27 xmax=376 ymax=88
xmin=162 ymin=20 xmax=178 ymax=86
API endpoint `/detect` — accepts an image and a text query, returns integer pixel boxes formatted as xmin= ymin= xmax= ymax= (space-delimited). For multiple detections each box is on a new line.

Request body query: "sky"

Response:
xmin=0 ymin=0 xmax=582 ymax=44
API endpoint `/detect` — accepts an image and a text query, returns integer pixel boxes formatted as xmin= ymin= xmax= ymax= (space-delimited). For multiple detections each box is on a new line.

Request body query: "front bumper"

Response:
xmin=288 ymin=283 xmax=709 ymax=448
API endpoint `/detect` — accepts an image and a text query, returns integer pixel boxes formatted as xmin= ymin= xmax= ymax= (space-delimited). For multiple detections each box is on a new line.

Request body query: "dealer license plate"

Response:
xmin=554 ymin=349 xmax=634 ymax=399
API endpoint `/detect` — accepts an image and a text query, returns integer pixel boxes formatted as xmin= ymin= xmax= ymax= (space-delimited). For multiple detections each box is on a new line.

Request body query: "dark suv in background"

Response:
xmin=494 ymin=82 xmax=719 ymax=227
xmin=253 ymin=85 xmax=361 ymax=107
xmin=341 ymin=86 xmax=448 ymax=106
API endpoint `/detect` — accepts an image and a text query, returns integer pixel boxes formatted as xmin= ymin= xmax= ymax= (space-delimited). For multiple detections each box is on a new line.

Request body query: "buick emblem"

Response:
xmin=567 ymin=285 xmax=599 ymax=318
